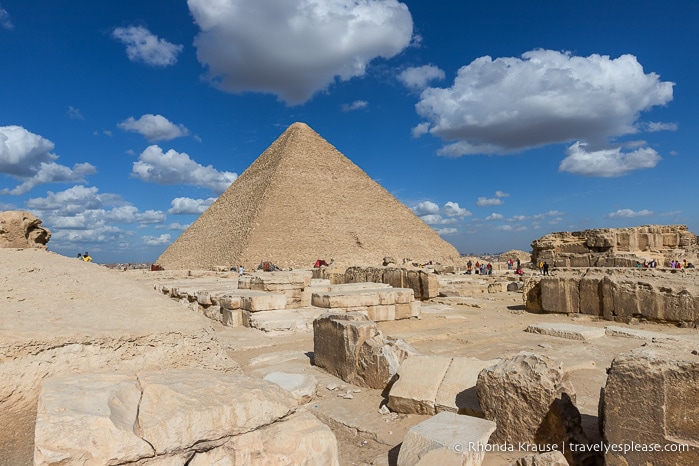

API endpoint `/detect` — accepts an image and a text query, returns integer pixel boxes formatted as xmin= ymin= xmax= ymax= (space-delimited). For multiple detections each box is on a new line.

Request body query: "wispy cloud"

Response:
xmin=112 ymin=26 xmax=183 ymax=67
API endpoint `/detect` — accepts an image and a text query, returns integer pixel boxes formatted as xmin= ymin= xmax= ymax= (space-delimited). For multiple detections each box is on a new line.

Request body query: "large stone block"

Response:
xmin=356 ymin=335 xmax=419 ymax=390
xmin=189 ymin=410 xmax=339 ymax=466
xmin=136 ymin=370 xmax=297 ymax=454
xmin=476 ymin=352 xmax=586 ymax=458
xmin=313 ymin=313 xmax=378 ymax=383
xmin=602 ymin=345 xmax=699 ymax=465
xmin=396 ymin=411 xmax=496 ymax=466
xmin=34 ymin=374 xmax=153 ymax=466
xmin=434 ymin=357 xmax=500 ymax=416
xmin=388 ymin=355 xmax=452 ymax=414
xmin=540 ymin=277 xmax=580 ymax=314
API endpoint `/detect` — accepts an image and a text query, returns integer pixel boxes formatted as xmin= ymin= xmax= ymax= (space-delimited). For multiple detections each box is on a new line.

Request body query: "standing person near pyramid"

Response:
xmin=156 ymin=122 xmax=462 ymax=271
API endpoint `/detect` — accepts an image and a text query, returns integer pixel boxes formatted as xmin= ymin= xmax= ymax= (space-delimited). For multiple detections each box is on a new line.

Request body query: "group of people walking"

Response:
xmin=466 ymin=260 xmax=492 ymax=275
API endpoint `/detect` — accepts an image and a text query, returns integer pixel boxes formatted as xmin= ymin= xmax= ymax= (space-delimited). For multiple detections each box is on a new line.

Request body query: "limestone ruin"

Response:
xmin=0 ymin=210 xmax=51 ymax=248
xmin=531 ymin=224 xmax=698 ymax=267
xmin=523 ymin=268 xmax=699 ymax=325
xmin=4 ymin=210 xmax=699 ymax=465
xmin=156 ymin=122 xmax=462 ymax=270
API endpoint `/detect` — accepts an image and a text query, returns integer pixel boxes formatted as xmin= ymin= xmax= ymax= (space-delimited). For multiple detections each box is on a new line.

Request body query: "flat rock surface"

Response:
xmin=525 ymin=322 xmax=606 ymax=340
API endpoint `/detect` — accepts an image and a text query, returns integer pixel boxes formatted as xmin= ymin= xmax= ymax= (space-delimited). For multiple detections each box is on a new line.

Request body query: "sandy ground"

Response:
xmin=3 ymin=253 xmax=698 ymax=465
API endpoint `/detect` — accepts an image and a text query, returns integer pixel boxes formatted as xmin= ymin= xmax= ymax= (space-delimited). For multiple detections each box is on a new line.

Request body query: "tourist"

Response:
xmin=76 ymin=253 xmax=82 ymax=260
xmin=487 ymin=263 xmax=492 ymax=275
xmin=684 ymin=259 xmax=689 ymax=268
xmin=516 ymin=258 xmax=521 ymax=269
xmin=538 ymin=260 xmax=544 ymax=275
xmin=507 ymin=259 xmax=513 ymax=270
xmin=466 ymin=260 xmax=472 ymax=274
xmin=543 ymin=262 xmax=549 ymax=276
xmin=83 ymin=251 xmax=92 ymax=262
xmin=238 ymin=265 xmax=244 ymax=275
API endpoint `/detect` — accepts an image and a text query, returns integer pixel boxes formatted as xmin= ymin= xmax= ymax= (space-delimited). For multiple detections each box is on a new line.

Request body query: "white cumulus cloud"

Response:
xmin=412 ymin=200 xmax=440 ymax=216
xmin=398 ymin=65 xmax=445 ymax=91
xmin=112 ymin=26 xmax=183 ymax=67
xmin=436 ymin=227 xmax=457 ymax=235
xmin=413 ymin=49 xmax=673 ymax=176
xmin=143 ymin=234 xmax=172 ymax=246
xmin=0 ymin=126 xmax=96 ymax=195
xmin=443 ymin=201 xmax=471 ymax=217
xmin=559 ymin=142 xmax=661 ymax=177
xmin=168 ymin=197 xmax=216 ymax=214
xmin=132 ymin=145 xmax=237 ymax=194
xmin=485 ymin=213 xmax=504 ymax=221
xmin=118 ymin=114 xmax=190 ymax=142
xmin=187 ymin=0 xmax=414 ymax=104
xmin=607 ymin=208 xmax=654 ymax=218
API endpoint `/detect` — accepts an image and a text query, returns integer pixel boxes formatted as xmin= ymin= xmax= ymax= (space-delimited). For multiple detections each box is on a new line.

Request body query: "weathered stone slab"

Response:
xmin=263 ymin=372 xmax=318 ymax=404
xmin=34 ymin=374 xmax=153 ymax=466
xmin=434 ymin=357 xmax=500 ymax=416
xmin=236 ymin=290 xmax=287 ymax=311
xmin=245 ymin=308 xmax=315 ymax=332
xmin=396 ymin=411 xmax=496 ymax=466
xmin=366 ymin=304 xmax=396 ymax=321
xmin=136 ymin=370 xmax=297 ymax=454
xmin=312 ymin=289 xmax=388 ymax=308
xmin=189 ymin=410 xmax=339 ymax=466
xmin=604 ymin=325 xmax=683 ymax=341
xmin=602 ymin=345 xmax=699 ymax=465
xmin=525 ymin=323 xmax=606 ymax=341
xmin=388 ymin=355 xmax=452 ymax=415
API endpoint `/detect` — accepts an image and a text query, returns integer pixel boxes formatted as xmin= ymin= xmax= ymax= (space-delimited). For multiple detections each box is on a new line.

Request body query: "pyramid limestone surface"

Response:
xmin=156 ymin=122 xmax=461 ymax=270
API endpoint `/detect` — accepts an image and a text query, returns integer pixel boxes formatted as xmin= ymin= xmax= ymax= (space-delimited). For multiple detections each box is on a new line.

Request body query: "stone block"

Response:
xmin=356 ymin=336 xmax=419 ymax=390
xmin=136 ymin=369 xmax=297 ymax=454
xmin=396 ymin=411 xmax=496 ymax=466
xmin=221 ymin=308 xmax=243 ymax=327
xmin=488 ymin=282 xmax=507 ymax=293
xmin=34 ymin=374 xmax=153 ymax=466
xmin=263 ymin=372 xmax=318 ymax=404
xmin=525 ymin=323 xmax=606 ymax=341
xmin=245 ymin=309 xmax=312 ymax=332
xmin=602 ymin=345 xmax=699 ymax=465
xmin=388 ymin=355 xmax=452 ymax=415
xmin=395 ymin=301 xmax=421 ymax=320
xmin=189 ymin=410 xmax=339 ymax=466
xmin=434 ymin=357 xmax=500 ymax=416
xmin=237 ymin=290 xmax=287 ymax=311
xmin=219 ymin=294 xmax=242 ymax=310
xmin=312 ymin=289 xmax=384 ymax=308
xmin=366 ymin=304 xmax=396 ymax=321
xmin=477 ymin=352 xmax=585 ymax=456
xmin=313 ymin=313 xmax=378 ymax=384
xmin=540 ymin=277 xmax=580 ymax=314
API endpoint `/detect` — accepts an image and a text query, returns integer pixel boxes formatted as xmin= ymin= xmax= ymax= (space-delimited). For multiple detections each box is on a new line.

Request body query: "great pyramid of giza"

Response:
xmin=156 ymin=122 xmax=462 ymax=270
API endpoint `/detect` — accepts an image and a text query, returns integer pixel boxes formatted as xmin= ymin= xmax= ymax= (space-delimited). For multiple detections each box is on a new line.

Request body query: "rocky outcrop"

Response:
xmin=531 ymin=225 xmax=698 ymax=267
xmin=602 ymin=344 xmax=699 ymax=465
xmin=523 ymin=268 xmax=699 ymax=324
xmin=0 ymin=211 xmax=50 ymax=248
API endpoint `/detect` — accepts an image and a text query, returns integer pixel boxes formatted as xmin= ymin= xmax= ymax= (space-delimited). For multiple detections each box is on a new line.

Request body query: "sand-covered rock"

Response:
xmin=0 ymin=211 xmax=50 ymax=248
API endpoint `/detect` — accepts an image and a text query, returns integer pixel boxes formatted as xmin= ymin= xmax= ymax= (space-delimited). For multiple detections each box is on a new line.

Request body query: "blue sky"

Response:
xmin=1 ymin=0 xmax=696 ymax=263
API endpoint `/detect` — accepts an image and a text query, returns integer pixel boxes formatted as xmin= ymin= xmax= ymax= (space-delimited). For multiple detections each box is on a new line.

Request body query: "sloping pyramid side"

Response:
xmin=156 ymin=122 xmax=462 ymax=270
